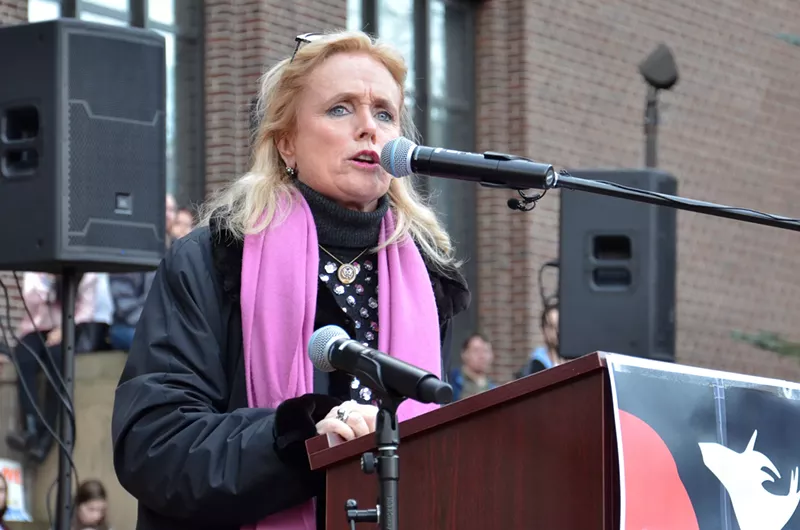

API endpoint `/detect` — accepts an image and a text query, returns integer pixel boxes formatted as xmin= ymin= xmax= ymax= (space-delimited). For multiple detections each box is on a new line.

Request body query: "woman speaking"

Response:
xmin=111 ymin=30 xmax=470 ymax=530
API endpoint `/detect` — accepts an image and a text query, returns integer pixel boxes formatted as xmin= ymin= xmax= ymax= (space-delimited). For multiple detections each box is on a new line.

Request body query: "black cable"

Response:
xmin=11 ymin=272 xmax=80 ymax=528
xmin=507 ymin=188 xmax=549 ymax=212
xmin=12 ymin=273 xmax=74 ymax=411
xmin=46 ymin=475 xmax=59 ymax=529
xmin=0 ymin=275 xmax=80 ymax=528
xmin=0 ymin=279 xmax=77 ymax=443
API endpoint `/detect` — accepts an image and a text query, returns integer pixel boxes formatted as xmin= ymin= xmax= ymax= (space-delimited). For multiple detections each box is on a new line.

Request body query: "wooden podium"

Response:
xmin=306 ymin=353 xmax=619 ymax=529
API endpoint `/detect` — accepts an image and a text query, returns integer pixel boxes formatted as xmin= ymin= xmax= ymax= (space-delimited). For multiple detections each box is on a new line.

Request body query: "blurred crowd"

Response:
xmin=1 ymin=474 xmax=109 ymax=530
xmin=449 ymin=297 xmax=562 ymax=401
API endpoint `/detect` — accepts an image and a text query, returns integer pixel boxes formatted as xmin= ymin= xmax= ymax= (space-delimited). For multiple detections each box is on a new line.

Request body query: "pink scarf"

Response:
xmin=239 ymin=192 xmax=441 ymax=530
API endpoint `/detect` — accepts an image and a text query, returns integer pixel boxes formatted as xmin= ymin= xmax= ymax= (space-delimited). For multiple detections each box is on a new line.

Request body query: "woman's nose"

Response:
xmin=356 ymin=110 xmax=378 ymax=140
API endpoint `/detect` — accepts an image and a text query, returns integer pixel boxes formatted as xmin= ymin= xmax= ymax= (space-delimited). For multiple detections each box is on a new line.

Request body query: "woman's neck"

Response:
xmin=295 ymin=181 xmax=389 ymax=248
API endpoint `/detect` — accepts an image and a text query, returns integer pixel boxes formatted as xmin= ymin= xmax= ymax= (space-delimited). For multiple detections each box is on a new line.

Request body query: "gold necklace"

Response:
xmin=319 ymin=244 xmax=370 ymax=285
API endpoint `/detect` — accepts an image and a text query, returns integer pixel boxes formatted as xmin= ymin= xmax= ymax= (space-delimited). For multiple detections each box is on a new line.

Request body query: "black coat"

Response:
xmin=111 ymin=219 xmax=470 ymax=530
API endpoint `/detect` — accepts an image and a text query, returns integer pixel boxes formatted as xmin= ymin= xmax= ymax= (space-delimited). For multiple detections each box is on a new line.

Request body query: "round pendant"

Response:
xmin=338 ymin=263 xmax=358 ymax=285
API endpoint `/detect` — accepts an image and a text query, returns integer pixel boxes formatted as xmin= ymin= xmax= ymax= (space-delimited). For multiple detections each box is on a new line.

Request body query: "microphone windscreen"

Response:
xmin=380 ymin=137 xmax=416 ymax=177
xmin=307 ymin=325 xmax=349 ymax=372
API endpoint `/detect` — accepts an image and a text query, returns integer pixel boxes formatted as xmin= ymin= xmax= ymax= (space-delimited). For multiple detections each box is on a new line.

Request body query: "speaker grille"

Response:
xmin=67 ymin=33 xmax=163 ymax=122
xmin=67 ymin=103 xmax=163 ymax=251
xmin=65 ymin=29 xmax=165 ymax=253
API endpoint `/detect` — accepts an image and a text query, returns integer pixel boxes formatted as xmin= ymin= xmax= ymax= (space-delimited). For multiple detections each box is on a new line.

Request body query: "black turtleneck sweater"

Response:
xmin=296 ymin=182 xmax=389 ymax=405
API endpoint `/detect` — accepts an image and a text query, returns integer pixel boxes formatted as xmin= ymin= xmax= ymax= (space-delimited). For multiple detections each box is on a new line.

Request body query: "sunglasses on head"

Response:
xmin=291 ymin=32 xmax=324 ymax=63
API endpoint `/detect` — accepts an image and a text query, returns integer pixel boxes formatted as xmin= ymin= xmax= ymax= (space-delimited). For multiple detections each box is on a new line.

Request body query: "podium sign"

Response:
xmin=608 ymin=354 xmax=800 ymax=530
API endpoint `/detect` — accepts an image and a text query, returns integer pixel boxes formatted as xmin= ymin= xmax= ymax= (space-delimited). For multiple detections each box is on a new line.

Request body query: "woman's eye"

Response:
xmin=328 ymin=105 xmax=349 ymax=116
xmin=376 ymin=110 xmax=394 ymax=122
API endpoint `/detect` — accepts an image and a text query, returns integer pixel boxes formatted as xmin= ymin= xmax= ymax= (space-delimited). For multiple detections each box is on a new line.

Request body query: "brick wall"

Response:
xmin=0 ymin=0 xmax=24 ymax=24
xmin=475 ymin=0 xmax=800 ymax=382
xmin=0 ymin=0 xmax=27 ymax=344
xmin=473 ymin=0 xmax=547 ymax=380
xmin=4 ymin=0 xmax=797 ymax=387
xmin=204 ymin=0 xmax=347 ymax=195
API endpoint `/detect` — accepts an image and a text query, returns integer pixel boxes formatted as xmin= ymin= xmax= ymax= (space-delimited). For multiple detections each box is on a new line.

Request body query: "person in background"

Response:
xmin=72 ymin=479 xmax=110 ymax=530
xmin=165 ymin=194 xmax=177 ymax=239
xmin=90 ymin=274 xmax=115 ymax=350
xmin=108 ymin=195 xmax=179 ymax=350
xmin=108 ymin=271 xmax=156 ymax=351
xmin=5 ymin=272 xmax=112 ymax=463
xmin=0 ymin=473 xmax=8 ymax=530
xmin=517 ymin=299 xmax=562 ymax=378
xmin=171 ymin=207 xmax=195 ymax=240
xmin=450 ymin=333 xmax=496 ymax=400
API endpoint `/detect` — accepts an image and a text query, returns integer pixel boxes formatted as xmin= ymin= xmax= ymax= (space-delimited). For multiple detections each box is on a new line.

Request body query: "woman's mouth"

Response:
xmin=350 ymin=159 xmax=379 ymax=169
xmin=350 ymin=150 xmax=380 ymax=169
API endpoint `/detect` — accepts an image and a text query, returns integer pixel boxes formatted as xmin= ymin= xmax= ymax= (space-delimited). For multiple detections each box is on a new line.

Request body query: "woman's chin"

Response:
xmin=337 ymin=180 xmax=389 ymax=209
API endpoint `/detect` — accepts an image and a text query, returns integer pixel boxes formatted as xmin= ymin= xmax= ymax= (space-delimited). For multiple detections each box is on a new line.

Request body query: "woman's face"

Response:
xmin=77 ymin=499 xmax=107 ymax=526
xmin=279 ymin=52 xmax=403 ymax=212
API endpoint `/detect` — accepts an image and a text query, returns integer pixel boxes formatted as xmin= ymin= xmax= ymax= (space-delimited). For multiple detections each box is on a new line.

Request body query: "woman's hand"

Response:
xmin=46 ymin=328 xmax=62 ymax=347
xmin=315 ymin=400 xmax=378 ymax=441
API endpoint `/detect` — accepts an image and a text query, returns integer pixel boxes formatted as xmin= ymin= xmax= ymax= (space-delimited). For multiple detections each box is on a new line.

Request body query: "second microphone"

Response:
xmin=308 ymin=325 xmax=454 ymax=405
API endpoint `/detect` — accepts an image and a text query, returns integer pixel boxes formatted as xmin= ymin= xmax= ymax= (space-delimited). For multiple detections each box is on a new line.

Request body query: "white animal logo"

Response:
xmin=699 ymin=430 xmax=800 ymax=530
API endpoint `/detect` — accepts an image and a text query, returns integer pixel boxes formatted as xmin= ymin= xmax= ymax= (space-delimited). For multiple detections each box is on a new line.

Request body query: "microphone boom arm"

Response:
xmin=540 ymin=170 xmax=800 ymax=233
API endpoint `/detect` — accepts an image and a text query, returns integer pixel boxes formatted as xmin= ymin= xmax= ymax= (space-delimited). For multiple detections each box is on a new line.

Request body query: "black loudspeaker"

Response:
xmin=0 ymin=19 xmax=166 ymax=273
xmin=558 ymin=169 xmax=677 ymax=361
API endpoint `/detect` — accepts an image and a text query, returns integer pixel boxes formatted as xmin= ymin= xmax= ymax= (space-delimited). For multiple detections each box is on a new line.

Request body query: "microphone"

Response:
xmin=380 ymin=136 xmax=557 ymax=190
xmin=308 ymin=325 xmax=453 ymax=405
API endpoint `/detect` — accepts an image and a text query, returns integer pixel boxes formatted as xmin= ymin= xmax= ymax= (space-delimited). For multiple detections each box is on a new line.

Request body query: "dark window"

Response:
xmin=350 ymin=0 xmax=478 ymax=365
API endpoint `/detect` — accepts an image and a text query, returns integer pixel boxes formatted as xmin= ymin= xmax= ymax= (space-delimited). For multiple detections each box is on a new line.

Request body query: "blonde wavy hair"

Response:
xmin=199 ymin=30 xmax=458 ymax=272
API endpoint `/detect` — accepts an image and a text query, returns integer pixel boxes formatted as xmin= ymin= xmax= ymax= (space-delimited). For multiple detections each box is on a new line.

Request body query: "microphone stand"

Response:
xmin=55 ymin=267 xmax=78 ymax=530
xmin=345 ymin=391 xmax=405 ymax=530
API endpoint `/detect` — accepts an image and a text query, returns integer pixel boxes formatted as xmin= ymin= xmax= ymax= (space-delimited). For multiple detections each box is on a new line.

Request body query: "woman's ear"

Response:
xmin=276 ymin=134 xmax=295 ymax=169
